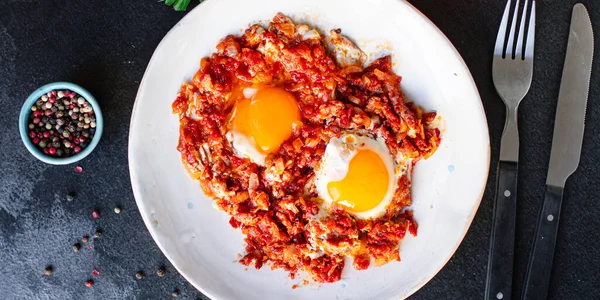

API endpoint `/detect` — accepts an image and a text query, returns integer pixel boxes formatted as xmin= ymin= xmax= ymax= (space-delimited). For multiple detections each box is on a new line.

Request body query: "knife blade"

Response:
xmin=546 ymin=3 xmax=594 ymax=188
xmin=522 ymin=4 xmax=593 ymax=300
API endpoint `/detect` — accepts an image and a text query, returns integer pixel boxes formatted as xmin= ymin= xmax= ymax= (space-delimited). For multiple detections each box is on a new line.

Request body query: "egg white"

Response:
xmin=314 ymin=134 xmax=399 ymax=220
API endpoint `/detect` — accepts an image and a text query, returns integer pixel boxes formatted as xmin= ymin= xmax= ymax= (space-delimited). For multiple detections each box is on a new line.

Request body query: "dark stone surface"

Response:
xmin=0 ymin=0 xmax=598 ymax=299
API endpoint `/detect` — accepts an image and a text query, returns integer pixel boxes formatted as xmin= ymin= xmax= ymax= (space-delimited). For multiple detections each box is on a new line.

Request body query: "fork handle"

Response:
xmin=522 ymin=185 xmax=564 ymax=300
xmin=485 ymin=161 xmax=518 ymax=300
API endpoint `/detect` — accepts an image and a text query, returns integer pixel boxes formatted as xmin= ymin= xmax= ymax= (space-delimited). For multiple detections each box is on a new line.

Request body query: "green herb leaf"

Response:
xmin=161 ymin=0 xmax=201 ymax=11
xmin=173 ymin=0 xmax=191 ymax=11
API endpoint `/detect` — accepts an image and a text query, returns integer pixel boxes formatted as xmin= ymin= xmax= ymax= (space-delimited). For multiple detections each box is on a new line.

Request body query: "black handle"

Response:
xmin=522 ymin=185 xmax=564 ymax=300
xmin=485 ymin=161 xmax=518 ymax=300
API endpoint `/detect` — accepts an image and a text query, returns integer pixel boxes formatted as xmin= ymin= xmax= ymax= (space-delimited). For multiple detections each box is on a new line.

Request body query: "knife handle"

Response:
xmin=485 ymin=161 xmax=518 ymax=300
xmin=522 ymin=185 xmax=564 ymax=300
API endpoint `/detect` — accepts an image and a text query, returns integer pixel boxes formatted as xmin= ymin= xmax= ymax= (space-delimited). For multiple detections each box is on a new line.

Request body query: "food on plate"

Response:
xmin=172 ymin=13 xmax=441 ymax=283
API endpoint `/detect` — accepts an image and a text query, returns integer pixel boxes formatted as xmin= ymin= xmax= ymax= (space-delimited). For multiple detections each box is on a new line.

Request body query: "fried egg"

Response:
xmin=227 ymin=86 xmax=301 ymax=165
xmin=315 ymin=134 xmax=397 ymax=219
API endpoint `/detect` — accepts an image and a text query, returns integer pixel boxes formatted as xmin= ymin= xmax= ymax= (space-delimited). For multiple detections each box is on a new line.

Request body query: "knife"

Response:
xmin=522 ymin=3 xmax=594 ymax=300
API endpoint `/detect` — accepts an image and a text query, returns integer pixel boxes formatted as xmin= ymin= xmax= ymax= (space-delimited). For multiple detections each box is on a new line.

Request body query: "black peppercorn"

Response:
xmin=135 ymin=271 xmax=144 ymax=280
xmin=157 ymin=266 xmax=166 ymax=277
xmin=43 ymin=266 xmax=53 ymax=276
xmin=66 ymin=193 xmax=75 ymax=202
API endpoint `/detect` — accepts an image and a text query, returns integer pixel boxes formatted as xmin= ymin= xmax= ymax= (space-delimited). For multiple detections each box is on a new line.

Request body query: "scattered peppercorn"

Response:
xmin=135 ymin=271 xmax=144 ymax=280
xmin=157 ymin=266 xmax=166 ymax=277
xmin=92 ymin=269 xmax=99 ymax=277
xmin=43 ymin=266 xmax=53 ymax=276
xmin=75 ymin=165 xmax=83 ymax=173
xmin=94 ymin=229 xmax=103 ymax=238
xmin=91 ymin=210 xmax=100 ymax=219
xmin=26 ymin=89 xmax=96 ymax=158
xmin=66 ymin=193 xmax=75 ymax=202
xmin=81 ymin=235 xmax=89 ymax=243
xmin=85 ymin=280 xmax=93 ymax=287
xmin=114 ymin=207 xmax=121 ymax=214
xmin=73 ymin=243 xmax=81 ymax=252
xmin=171 ymin=289 xmax=180 ymax=297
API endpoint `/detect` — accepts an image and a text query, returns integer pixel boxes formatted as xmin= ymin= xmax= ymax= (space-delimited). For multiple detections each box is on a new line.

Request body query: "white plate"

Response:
xmin=128 ymin=0 xmax=490 ymax=299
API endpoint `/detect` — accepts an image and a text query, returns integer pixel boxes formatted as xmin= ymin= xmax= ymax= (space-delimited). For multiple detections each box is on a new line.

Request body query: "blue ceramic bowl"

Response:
xmin=19 ymin=82 xmax=104 ymax=165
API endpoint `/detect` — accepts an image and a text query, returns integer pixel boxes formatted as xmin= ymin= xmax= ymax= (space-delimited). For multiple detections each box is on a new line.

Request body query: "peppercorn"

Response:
xmin=135 ymin=271 xmax=144 ymax=280
xmin=85 ymin=280 xmax=93 ymax=287
xmin=28 ymin=90 xmax=96 ymax=158
xmin=66 ymin=193 xmax=75 ymax=202
xmin=114 ymin=207 xmax=121 ymax=214
xmin=157 ymin=266 xmax=166 ymax=277
xmin=73 ymin=243 xmax=81 ymax=252
xmin=82 ymin=236 xmax=89 ymax=243
xmin=43 ymin=266 xmax=53 ymax=276
xmin=94 ymin=229 xmax=103 ymax=238
xmin=92 ymin=269 xmax=99 ymax=277
xmin=171 ymin=289 xmax=180 ymax=297
xmin=75 ymin=165 xmax=83 ymax=173
xmin=92 ymin=210 xmax=100 ymax=219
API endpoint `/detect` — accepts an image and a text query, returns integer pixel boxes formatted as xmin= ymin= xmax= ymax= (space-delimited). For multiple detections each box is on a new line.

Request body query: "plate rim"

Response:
xmin=128 ymin=0 xmax=491 ymax=298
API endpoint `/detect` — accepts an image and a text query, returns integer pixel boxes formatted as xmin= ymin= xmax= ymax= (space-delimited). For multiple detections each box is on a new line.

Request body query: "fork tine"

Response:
xmin=515 ymin=0 xmax=529 ymax=59
xmin=506 ymin=0 xmax=520 ymax=58
xmin=524 ymin=0 xmax=536 ymax=59
xmin=494 ymin=0 xmax=512 ymax=57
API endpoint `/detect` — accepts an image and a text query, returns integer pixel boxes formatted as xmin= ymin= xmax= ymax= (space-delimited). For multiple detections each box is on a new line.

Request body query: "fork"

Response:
xmin=486 ymin=1 xmax=536 ymax=300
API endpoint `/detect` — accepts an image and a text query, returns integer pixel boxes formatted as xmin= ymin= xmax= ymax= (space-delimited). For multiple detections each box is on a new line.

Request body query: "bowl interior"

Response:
xmin=19 ymin=82 xmax=104 ymax=165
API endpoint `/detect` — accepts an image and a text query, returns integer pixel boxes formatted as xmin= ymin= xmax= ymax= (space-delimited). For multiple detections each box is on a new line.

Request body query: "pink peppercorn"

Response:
xmin=33 ymin=117 xmax=40 ymax=124
xmin=49 ymin=97 xmax=55 ymax=103
xmin=75 ymin=165 xmax=83 ymax=173
xmin=28 ymin=131 xmax=36 ymax=138
xmin=37 ymin=132 xmax=43 ymax=138
xmin=92 ymin=269 xmax=99 ymax=277
xmin=50 ymin=90 xmax=57 ymax=97
xmin=69 ymin=92 xmax=76 ymax=98
xmin=45 ymin=110 xmax=52 ymax=116
xmin=32 ymin=137 xmax=40 ymax=144
xmin=74 ymin=146 xmax=82 ymax=154
xmin=78 ymin=136 xmax=86 ymax=143
xmin=85 ymin=280 xmax=93 ymax=287
xmin=43 ymin=148 xmax=49 ymax=154
xmin=69 ymin=104 xmax=74 ymax=109
xmin=73 ymin=139 xmax=80 ymax=145
xmin=92 ymin=210 xmax=100 ymax=219
xmin=48 ymin=148 xmax=56 ymax=155
xmin=43 ymin=132 xmax=50 ymax=138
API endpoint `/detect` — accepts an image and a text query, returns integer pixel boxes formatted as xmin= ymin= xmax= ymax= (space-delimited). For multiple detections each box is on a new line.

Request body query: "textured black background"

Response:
xmin=1 ymin=0 xmax=599 ymax=299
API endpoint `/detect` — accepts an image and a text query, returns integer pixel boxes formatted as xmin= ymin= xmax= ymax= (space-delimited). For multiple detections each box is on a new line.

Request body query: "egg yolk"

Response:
xmin=233 ymin=86 xmax=301 ymax=153
xmin=327 ymin=149 xmax=390 ymax=213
